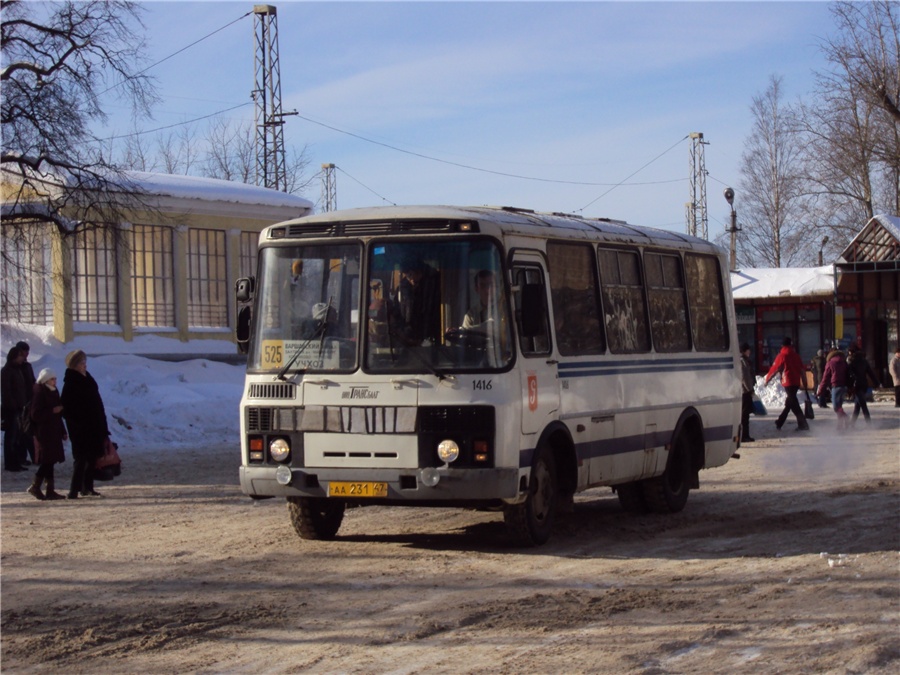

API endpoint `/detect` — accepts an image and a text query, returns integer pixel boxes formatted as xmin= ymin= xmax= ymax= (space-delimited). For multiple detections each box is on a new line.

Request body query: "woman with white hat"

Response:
xmin=26 ymin=368 xmax=68 ymax=500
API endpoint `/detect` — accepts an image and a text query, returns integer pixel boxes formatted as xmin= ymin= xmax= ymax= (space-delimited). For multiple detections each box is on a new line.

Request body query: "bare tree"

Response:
xmin=797 ymin=1 xmax=900 ymax=235
xmin=156 ymin=123 xmax=200 ymax=175
xmin=202 ymin=118 xmax=254 ymax=183
xmin=1 ymin=0 xmax=158 ymax=235
xmin=737 ymin=75 xmax=810 ymax=267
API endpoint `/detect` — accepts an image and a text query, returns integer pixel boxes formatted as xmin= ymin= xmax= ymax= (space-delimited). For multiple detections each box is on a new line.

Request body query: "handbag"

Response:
xmin=18 ymin=406 xmax=32 ymax=436
xmin=94 ymin=438 xmax=122 ymax=481
xmin=804 ymin=393 xmax=815 ymax=420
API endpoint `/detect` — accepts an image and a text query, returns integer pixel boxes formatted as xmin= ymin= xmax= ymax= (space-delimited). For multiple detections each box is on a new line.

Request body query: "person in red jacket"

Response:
xmin=764 ymin=336 xmax=810 ymax=431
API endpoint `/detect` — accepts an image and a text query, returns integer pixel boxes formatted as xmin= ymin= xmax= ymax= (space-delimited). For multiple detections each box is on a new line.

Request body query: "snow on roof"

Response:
xmin=126 ymin=171 xmax=313 ymax=210
xmin=731 ymin=266 xmax=836 ymax=300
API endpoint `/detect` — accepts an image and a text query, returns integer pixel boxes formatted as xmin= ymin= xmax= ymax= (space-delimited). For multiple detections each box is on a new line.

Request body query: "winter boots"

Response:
xmin=44 ymin=478 xmax=65 ymax=500
xmin=25 ymin=474 xmax=65 ymax=501
xmin=26 ymin=475 xmax=45 ymax=501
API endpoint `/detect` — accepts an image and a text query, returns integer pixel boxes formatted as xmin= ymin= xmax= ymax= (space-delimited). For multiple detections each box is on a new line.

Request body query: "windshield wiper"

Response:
xmin=274 ymin=298 xmax=333 ymax=381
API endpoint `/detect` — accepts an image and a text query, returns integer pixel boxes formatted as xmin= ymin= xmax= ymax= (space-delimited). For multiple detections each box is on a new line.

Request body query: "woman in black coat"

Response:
xmin=60 ymin=350 xmax=110 ymax=499
xmin=27 ymin=368 xmax=68 ymax=500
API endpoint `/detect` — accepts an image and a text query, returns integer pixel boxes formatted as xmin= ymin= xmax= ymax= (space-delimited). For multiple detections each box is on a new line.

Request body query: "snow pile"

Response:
xmin=2 ymin=322 xmax=245 ymax=452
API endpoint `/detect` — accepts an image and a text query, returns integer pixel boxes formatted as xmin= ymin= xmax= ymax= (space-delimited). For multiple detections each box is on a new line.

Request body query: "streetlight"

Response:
xmin=818 ymin=236 xmax=830 ymax=266
xmin=724 ymin=187 xmax=739 ymax=271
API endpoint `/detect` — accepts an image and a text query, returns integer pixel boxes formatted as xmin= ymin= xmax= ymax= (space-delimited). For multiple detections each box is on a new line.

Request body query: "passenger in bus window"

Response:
xmin=395 ymin=258 xmax=441 ymax=345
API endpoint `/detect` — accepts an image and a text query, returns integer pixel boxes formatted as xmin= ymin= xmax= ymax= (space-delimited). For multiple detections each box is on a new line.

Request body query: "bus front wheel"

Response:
xmin=504 ymin=445 xmax=558 ymax=546
xmin=642 ymin=433 xmax=692 ymax=513
xmin=288 ymin=497 xmax=345 ymax=540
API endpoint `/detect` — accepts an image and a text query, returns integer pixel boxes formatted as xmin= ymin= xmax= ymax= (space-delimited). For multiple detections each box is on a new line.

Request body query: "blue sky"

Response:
xmin=102 ymin=1 xmax=838 ymax=233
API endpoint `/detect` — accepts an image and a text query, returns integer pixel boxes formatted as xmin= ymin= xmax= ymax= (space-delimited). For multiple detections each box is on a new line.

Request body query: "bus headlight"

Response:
xmin=437 ymin=439 xmax=459 ymax=464
xmin=269 ymin=438 xmax=291 ymax=463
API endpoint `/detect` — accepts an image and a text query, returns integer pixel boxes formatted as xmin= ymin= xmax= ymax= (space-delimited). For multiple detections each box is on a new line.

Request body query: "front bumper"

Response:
xmin=240 ymin=465 xmax=521 ymax=503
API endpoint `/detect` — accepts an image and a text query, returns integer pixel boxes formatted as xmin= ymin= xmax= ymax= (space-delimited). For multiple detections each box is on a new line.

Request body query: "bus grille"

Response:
xmin=248 ymin=382 xmax=296 ymax=399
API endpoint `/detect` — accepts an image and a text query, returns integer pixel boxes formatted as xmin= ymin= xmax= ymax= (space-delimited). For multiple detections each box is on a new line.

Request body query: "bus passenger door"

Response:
xmin=511 ymin=255 xmax=559 ymax=437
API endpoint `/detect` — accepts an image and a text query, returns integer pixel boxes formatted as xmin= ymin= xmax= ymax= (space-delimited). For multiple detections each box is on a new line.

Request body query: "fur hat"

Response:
xmin=37 ymin=368 xmax=57 ymax=385
xmin=65 ymin=349 xmax=86 ymax=368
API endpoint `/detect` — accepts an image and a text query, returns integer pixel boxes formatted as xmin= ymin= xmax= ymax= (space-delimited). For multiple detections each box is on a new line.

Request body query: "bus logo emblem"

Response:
xmin=527 ymin=373 xmax=538 ymax=411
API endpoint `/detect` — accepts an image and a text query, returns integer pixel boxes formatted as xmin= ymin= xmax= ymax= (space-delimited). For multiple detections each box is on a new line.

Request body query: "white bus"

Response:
xmin=236 ymin=205 xmax=741 ymax=545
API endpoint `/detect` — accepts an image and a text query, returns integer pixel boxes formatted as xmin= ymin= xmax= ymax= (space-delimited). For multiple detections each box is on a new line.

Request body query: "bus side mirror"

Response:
xmin=520 ymin=283 xmax=546 ymax=337
xmin=236 ymin=277 xmax=254 ymax=303
xmin=236 ymin=305 xmax=252 ymax=355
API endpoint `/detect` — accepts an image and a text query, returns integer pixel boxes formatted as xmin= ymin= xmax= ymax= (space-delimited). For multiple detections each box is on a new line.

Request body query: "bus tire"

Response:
xmin=615 ymin=481 xmax=649 ymax=514
xmin=642 ymin=434 xmax=691 ymax=514
xmin=288 ymin=497 xmax=345 ymax=540
xmin=504 ymin=445 xmax=558 ymax=546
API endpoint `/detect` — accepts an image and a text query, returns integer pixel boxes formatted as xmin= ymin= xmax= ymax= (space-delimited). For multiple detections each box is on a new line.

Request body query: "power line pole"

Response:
xmin=321 ymin=163 xmax=337 ymax=212
xmin=252 ymin=5 xmax=290 ymax=191
xmin=686 ymin=132 xmax=709 ymax=239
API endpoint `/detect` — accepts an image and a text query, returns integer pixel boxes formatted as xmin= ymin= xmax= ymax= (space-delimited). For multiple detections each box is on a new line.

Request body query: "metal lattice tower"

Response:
xmin=253 ymin=5 xmax=287 ymax=191
xmin=686 ymin=132 xmax=709 ymax=239
xmin=321 ymin=163 xmax=337 ymax=212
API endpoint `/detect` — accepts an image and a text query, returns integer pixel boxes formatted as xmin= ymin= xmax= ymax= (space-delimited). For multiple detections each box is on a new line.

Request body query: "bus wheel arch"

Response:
xmin=642 ymin=409 xmax=704 ymax=513
xmin=287 ymin=497 xmax=346 ymax=540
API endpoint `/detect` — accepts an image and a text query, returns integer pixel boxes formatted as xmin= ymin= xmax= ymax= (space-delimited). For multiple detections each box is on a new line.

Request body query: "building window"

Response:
xmin=0 ymin=224 xmax=53 ymax=324
xmin=132 ymin=224 xmax=174 ymax=327
xmin=240 ymin=231 xmax=259 ymax=280
xmin=187 ymin=228 xmax=227 ymax=327
xmin=71 ymin=227 xmax=118 ymax=324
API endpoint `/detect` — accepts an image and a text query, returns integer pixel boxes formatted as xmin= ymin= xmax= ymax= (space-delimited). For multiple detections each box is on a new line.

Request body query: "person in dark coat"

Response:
xmin=60 ymin=350 xmax=110 ymax=499
xmin=1 ymin=346 xmax=28 ymax=472
xmin=739 ymin=343 xmax=755 ymax=442
xmin=395 ymin=258 xmax=442 ymax=346
xmin=846 ymin=345 xmax=880 ymax=425
xmin=27 ymin=368 xmax=68 ymax=500
xmin=809 ymin=349 xmax=828 ymax=407
xmin=818 ymin=350 xmax=850 ymax=431
xmin=16 ymin=341 xmax=36 ymax=465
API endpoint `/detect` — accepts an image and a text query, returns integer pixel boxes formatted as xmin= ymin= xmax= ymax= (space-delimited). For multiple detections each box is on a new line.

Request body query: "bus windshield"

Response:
xmin=249 ymin=243 xmax=361 ymax=373
xmin=365 ymin=239 xmax=512 ymax=372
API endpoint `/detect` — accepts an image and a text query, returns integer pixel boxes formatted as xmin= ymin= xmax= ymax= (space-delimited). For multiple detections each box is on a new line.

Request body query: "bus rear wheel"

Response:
xmin=642 ymin=433 xmax=691 ymax=513
xmin=288 ymin=497 xmax=345 ymax=540
xmin=504 ymin=445 xmax=558 ymax=546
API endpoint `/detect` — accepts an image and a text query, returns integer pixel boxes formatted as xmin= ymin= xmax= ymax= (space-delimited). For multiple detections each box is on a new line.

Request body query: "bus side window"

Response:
xmin=645 ymin=252 xmax=690 ymax=352
xmin=598 ymin=248 xmax=651 ymax=353
xmin=547 ymin=241 xmax=605 ymax=355
xmin=685 ymin=253 xmax=729 ymax=351
xmin=513 ymin=266 xmax=551 ymax=356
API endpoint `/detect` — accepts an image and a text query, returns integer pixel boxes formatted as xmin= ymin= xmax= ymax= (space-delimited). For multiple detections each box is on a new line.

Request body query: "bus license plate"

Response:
xmin=328 ymin=481 xmax=388 ymax=498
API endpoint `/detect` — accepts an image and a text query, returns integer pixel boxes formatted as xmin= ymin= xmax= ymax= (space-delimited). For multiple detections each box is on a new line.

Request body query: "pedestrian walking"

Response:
xmin=810 ymin=349 xmax=828 ymax=407
xmin=818 ymin=349 xmax=850 ymax=431
xmin=846 ymin=345 xmax=880 ymax=425
xmin=764 ymin=337 xmax=810 ymax=432
xmin=26 ymin=368 xmax=67 ymax=501
xmin=15 ymin=341 xmax=36 ymax=466
xmin=1 ymin=346 xmax=28 ymax=472
xmin=891 ymin=348 xmax=900 ymax=408
xmin=60 ymin=350 xmax=110 ymax=499
xmin=740 ymin=343 xmax=755 ymax=442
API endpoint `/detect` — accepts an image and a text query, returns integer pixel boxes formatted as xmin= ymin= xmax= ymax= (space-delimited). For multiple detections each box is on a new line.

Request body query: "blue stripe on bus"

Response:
xmin=557 ymin=357 xmax=734 ymax=379
xmin=518 ymin=424 xmax=734 ymax=468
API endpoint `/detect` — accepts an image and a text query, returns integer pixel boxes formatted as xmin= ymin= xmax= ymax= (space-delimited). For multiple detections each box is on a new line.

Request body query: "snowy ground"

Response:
xmin=1 ymin=323 xmax=245 ymax=452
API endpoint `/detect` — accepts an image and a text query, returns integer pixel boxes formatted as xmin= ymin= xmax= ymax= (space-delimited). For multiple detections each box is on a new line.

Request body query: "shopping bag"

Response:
xmin=94 ymin=438 xmax=122 ymax=481
xmin=752 ymin=398 xmax=767 ymax=416
xmin=804 ymin=393 xmax=815 ymax=420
